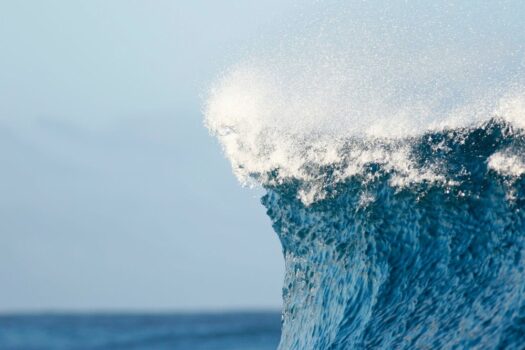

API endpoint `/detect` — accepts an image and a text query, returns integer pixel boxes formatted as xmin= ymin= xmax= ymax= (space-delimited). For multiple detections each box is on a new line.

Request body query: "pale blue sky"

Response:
xmin=0 ymin=0 xmax=302 ymax=311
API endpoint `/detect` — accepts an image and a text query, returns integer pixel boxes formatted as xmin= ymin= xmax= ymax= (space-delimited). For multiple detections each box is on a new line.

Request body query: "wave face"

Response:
xmin=205 ymin=1 xmax=525 ymax=348
xmin=262 ymin=121 xmax=525 ymax=349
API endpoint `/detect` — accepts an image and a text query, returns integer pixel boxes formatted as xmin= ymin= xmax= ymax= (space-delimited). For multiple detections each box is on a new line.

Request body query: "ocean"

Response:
xmin=0 ymin=312 xmax=281 ymax=350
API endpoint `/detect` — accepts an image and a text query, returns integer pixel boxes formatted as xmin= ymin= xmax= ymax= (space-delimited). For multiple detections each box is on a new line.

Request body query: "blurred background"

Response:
xmin=0 ymin=1 xmax=297 ymax=315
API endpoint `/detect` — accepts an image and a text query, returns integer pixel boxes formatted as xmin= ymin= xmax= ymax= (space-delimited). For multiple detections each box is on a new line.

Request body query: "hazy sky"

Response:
xmin=0 ymin=1 xmax=303 ymax=311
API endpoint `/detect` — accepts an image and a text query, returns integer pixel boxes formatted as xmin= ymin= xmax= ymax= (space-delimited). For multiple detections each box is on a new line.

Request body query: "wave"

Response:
xmin=261 ymin=120 xmax=525 ymax=349
xmin=204 ymin=1 xmax=525 ymax=348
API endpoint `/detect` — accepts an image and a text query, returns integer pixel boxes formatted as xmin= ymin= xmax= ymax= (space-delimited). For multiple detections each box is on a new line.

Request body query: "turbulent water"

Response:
xmin=205 ymin=1 xmax=525 ymax=349
xmin=262 ymin=120 xmax=525 ymax=349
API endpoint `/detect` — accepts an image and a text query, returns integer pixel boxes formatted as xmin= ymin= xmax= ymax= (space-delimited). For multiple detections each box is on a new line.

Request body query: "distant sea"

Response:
xmin=0 ymin=312 xmax=281 ymax=350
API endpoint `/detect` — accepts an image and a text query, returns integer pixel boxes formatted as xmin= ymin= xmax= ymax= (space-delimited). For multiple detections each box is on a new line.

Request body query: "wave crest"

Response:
xmin=205 ymin=36 xmax=525 ymax=205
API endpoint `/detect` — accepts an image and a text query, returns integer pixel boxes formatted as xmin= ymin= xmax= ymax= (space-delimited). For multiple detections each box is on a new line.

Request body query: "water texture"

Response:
xmin=262 ymin=121 xmax=525 ymax=349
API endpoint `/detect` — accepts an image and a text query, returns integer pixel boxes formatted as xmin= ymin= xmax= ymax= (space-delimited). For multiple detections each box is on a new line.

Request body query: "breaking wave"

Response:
xmin=205 ymin=1 xmax=525 ymax=348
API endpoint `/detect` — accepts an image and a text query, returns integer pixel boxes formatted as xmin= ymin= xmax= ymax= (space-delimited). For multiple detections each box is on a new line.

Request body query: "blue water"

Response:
xmin=0 ymin=312 xmax=281 ymax=350
xmin=262 ymin=120 xmax=525 ymax=349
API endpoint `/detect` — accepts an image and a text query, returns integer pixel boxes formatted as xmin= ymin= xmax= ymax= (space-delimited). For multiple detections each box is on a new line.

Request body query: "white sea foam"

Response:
xmin=204 ymin=1 xmax=525 ymax=203
xmin=488 ymin=151 xmax=525 ymax=178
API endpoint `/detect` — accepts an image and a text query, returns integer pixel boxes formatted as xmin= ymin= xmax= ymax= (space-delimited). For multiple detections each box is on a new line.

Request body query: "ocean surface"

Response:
xmin=0 ymin=312 xmax=281 ymax=350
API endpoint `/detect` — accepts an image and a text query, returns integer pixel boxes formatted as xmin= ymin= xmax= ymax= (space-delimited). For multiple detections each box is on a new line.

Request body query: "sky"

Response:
xmin=0 ymin=0 xmax=302 ymax=312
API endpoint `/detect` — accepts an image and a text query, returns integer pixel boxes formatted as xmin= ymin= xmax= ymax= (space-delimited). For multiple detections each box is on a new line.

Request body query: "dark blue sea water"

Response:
xmin=0 ymin=312 xmax=281 ymax=350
